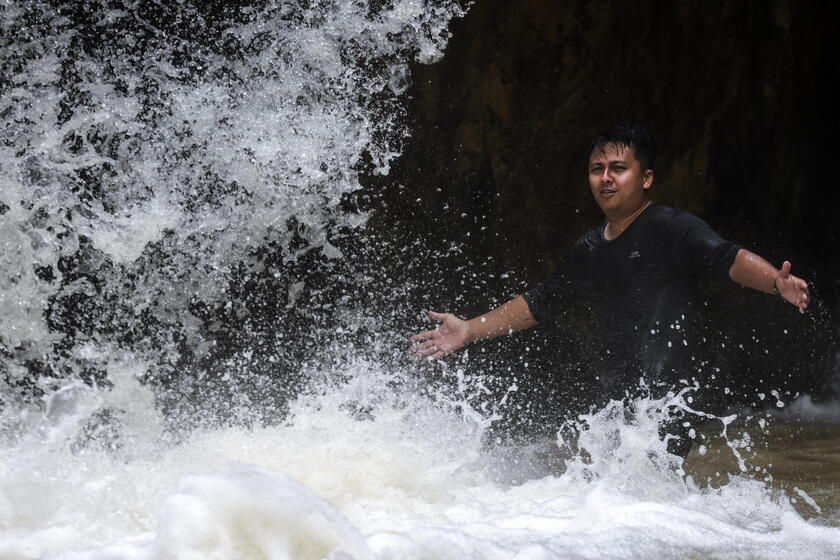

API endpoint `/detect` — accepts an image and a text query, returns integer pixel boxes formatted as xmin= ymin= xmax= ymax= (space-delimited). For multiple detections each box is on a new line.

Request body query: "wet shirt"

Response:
xmin=523 ymin=204 xmax=741 ymax=391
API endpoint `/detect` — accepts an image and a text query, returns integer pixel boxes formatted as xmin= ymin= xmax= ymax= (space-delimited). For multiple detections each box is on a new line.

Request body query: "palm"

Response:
xmin=776 ymin=261 xmax=810 ymax=313
xmin=410 ymin=311 xmax=468 ymax=359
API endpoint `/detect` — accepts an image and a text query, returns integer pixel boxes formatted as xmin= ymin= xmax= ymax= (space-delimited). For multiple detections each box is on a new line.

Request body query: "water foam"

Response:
xmin=3 ymin=355 xmax=840 ymax=560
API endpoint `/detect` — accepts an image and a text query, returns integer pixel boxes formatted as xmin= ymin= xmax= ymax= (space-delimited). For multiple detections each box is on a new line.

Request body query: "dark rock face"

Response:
xmin=371 ymin=0 xmax=840 ymax=410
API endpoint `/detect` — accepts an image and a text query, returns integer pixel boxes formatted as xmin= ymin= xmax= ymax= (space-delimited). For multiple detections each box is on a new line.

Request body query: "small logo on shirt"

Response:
xmin=629 ymin=250 xmax=641 ymax=259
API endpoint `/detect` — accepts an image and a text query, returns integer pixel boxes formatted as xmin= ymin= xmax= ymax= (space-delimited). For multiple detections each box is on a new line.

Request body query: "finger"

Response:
xmin=410 ymin=340 xmax=439 ymax=352
xmin=413 ymin=345 xmax=439 ymax=358
xmin=427 ymin=310 xmax=447 ymax=322
xmin=410 ymin=338 xmax=439 ymax=351
xmin=430 ymin=350 xmax=446 ymax=359
xmin=410 ymin=329 xmax=437 ymax=342
xmin=780 ymin=261 xmax=792 ymax=276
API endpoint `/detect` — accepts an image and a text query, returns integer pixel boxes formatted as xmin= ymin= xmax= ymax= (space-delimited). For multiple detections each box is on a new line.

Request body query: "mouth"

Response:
xmin=599 ymin=188 xmax=616 ymax=199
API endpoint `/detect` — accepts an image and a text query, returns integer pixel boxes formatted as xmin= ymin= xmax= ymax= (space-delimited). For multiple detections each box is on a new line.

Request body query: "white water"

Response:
xmin=2 ymin=355 xmax=840 ymax=559
xmin=0 ymin=0 xmax=462 ymax=375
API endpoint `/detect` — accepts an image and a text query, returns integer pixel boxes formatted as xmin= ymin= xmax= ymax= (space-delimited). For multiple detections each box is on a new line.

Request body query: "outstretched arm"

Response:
xmin=409 ymin=295 xmax=537 ymax=359
xmin=728 ymin=248 xmax=810 ymax=313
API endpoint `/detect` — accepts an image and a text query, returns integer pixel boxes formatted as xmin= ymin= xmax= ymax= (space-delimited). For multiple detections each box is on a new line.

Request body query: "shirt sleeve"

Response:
xmin=522 ymin=272 xmax=567 ymax=328
xmin=673 ymin=211 xmax=742 ymax=277
xmin=522 ymin=238 xmax=588 ymax=328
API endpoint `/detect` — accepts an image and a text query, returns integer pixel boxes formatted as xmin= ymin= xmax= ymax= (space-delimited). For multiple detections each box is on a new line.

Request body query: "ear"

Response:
xmin=643 ymin=169 xmax=654 ymax=190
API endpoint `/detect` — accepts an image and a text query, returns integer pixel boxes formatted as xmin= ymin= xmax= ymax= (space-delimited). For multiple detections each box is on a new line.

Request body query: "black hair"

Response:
xmin=587 ymin=123 xmax=657 ymax=170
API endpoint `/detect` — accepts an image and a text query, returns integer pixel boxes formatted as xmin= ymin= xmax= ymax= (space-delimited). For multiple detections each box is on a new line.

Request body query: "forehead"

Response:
xmin=589 ymin=143 xmax=639 ymax=165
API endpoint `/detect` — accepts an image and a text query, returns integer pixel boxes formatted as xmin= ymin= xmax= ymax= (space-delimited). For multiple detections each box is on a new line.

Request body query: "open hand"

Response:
xmin=776 ymin=261 xmax=810 ymax=313
xmin=409 ymin=310 xmax=469 ymax=359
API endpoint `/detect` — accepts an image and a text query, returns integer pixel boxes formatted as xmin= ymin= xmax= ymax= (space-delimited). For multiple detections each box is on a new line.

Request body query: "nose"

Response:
xmin=600 ymin=167 xmax=612 ymax=184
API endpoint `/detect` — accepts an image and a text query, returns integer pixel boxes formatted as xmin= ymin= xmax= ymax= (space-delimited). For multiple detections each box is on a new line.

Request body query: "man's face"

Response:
xmin=588 ymin=143 xmax=653 ymax=218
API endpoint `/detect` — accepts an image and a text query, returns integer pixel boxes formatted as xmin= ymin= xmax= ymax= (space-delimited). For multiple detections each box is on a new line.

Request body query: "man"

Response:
xmin=410 ymin=123 xmax=810 ymax=456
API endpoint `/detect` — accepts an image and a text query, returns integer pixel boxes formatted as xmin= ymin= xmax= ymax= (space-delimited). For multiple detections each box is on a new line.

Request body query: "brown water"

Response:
xmin=685 ymin=420 xmax=840 ymax=526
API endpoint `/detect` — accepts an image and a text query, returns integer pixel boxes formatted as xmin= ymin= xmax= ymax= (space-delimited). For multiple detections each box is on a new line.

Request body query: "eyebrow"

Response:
xmin=590 ymin=159 xmax=628 ymax=167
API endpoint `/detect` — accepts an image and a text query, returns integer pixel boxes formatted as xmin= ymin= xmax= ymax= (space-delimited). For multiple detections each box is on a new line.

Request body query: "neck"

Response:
xmin=604 ymin=199 xmax=651 ymax=240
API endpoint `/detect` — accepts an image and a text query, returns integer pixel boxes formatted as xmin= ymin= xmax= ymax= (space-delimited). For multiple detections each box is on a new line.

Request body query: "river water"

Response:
xmin=2 ymin=1 xmax=840 ymax=559
xmin=2 ymin=359 xmax=840 ymax=559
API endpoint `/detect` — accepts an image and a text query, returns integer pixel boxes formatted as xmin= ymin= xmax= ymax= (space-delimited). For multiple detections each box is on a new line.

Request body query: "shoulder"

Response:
xmin=571 ymin=228 xmax=603 ymax=255
xmin=644 ymin=204 xmax=710 ymax=235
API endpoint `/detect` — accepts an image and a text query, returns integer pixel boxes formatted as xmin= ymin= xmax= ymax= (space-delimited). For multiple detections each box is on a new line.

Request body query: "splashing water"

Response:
xmin=0 ymin=0 xmax=463 ymax=391
xmin=2 ymin=356 xmax=840 ymax=559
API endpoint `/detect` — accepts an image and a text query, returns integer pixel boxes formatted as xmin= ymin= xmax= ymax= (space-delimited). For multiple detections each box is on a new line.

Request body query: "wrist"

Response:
xmin=464 ymin=318 xmax=476 ymax=344
xmin=772 ymin=275 xmax=782 ymax=296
